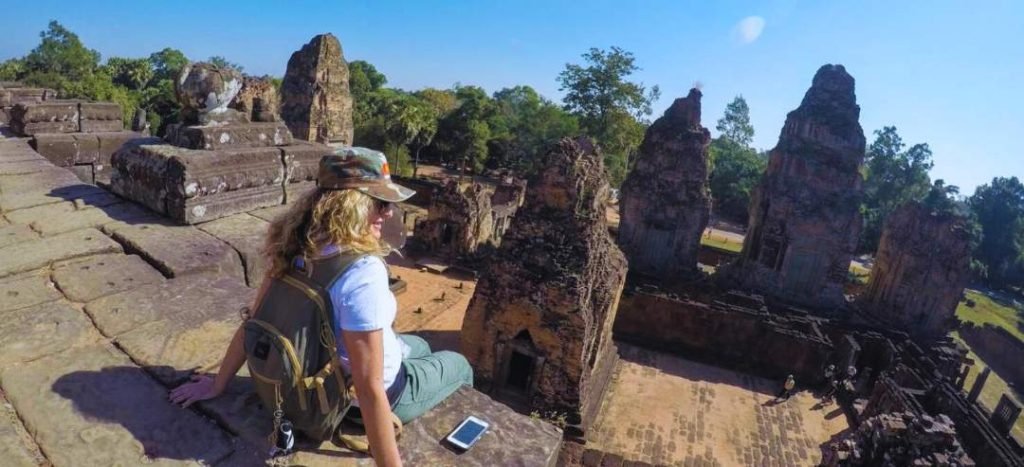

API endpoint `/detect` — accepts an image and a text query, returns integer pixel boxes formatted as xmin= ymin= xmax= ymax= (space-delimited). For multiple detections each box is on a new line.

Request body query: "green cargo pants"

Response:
xmin=393 ymin=334 xmax=474 ymax=423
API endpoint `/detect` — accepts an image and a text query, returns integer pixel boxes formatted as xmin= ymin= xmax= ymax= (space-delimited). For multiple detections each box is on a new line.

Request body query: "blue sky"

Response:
xmin=2 ymin=0 xmax=1021 ymax=194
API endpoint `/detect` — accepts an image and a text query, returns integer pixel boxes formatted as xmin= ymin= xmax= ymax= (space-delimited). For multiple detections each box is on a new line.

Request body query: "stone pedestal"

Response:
xmin=164 ymin=122 xmax=293 ymax=150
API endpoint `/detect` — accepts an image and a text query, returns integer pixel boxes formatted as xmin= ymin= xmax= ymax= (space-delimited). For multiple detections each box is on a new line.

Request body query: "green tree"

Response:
xmin=104 ymin=57 xmax=153 ymax=91
xmin=208 ymin=55 xmax=243 ymax=73
xmin=148 ymin=48 xmax=188 ymax=81
xmin=716 ymin=96 xmax=754 ymax=146
xmin=427 ymin=85 xmax=495 ymax=175
xmin=488 ymin=85 xmax=578 ymax=175
xmin=558 ymin=46 xmax=660 ymax=186
xmin=859 ymin=126 xmax=934 ymax=253
xmin=23 ymin=20 xmax=100 ymax=83
xmin=349 ymin=60 xmax=387 ymax=99
xmin=969 ymin=176 xmax=1024 ymax=288
xmin=0 ymin=58 xmax=26 ymax=81
xmin=707 ymin=96 xmax=765 ymax=224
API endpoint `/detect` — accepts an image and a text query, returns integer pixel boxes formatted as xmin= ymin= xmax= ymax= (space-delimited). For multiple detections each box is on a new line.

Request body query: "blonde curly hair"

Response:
xmin=264 ymin=188 xmax=390 ymax=277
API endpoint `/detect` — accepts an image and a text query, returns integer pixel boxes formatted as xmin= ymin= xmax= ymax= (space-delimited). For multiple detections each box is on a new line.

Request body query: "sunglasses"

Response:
xmin=374 ymin=200 xmax=393 ymax=214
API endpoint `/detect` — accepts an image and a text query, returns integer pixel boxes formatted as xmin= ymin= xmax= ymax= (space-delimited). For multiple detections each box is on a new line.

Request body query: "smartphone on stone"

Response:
xmin=445 ymin=415 xmax=489 ymax=451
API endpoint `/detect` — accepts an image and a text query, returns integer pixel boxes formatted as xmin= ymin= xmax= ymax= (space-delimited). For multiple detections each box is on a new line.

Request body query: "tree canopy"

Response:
xmin=859 ymin=126 xmax=935 ymax=253
xmin=708 ymin=96 xmax=765 ymax=224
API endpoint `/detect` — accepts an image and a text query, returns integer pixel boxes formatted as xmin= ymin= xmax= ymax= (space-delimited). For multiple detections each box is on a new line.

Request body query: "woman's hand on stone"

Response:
xmin=169 ymin=374 xmax=222 ymax=408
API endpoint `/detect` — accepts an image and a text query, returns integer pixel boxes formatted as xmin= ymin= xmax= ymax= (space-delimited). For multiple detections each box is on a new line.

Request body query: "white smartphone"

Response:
xmin=445 ymin=415 xmax=489 ymax=451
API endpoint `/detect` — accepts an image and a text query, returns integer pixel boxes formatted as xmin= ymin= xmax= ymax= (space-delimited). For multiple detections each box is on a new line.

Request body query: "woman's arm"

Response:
xmin=342 ymin=328 xmax=401 ymax=467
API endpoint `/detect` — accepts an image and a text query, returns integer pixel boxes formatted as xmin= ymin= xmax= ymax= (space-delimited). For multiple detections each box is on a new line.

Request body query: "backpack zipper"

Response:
xmin=248 ymin=318 xmax=308 ymax=412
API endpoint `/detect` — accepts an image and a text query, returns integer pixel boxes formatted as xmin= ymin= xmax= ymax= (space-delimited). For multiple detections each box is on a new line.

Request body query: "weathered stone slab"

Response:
xmin=0 ymin=228 xmax=122 ymax=278
xmin=9 ymin=101 xmax=79 ymax=135
xmin=0 ymin=87 xmax=53 ymax=107
xmin=0 ymin=300 xmax=101 ymax=366
xmin=0 ymin=272 xmax=60 ymax=311
xmin=285 ymin=386 xmax=562 ymax=466
xmin=79 ymin=101 xmax=123 ymax=132
xmin=0 ymin=171 xmax=113 ymax=211
xmin=52 ymin=253 xmax=165 ymax=303
xmin=248 ymin=203 xmax=292 ymax=222
xmin=72 ymin=132 xmax=100 ymax=163
xmin=0 ymin=392 xmax=45 ymax=467
xmin=115 ymin=279 xmax=250 ymax=384
xmin=283 ymin=140 xmax=332 ymax=183
xmin=3 ymin=201 xmax=75 ymax=225
xmin=30 ymin=133 xmax=78 ymax=166
xmin=110 ymin=143 xmax=285 ymax=224
xmin=197 ymin=213 xmax=270 ymax=286
xmin=0 ymin=140 xmax=46 ymax=163
xmin=285 ymin=179 xmax=317 ymax=204
xmin=0 ymin=224 xmax=38 ymax=249
xmin=195 ymin=377 xmax=273 ymax=457
xmin=0 ymin=158 xmax=54 ymax=175
xmin=103 ymin=221 xmax=244 ymax=279
xmin=85 ymin=274 xmax=249 ymax=337
xmin=165 ymin=122 xmax=293 ymax=150
xmin=94 ymin=132 xmax=156 ymax=185
xmin=68 ymin=164 xmax=94 ymax=183
xmin=0 ymin=344 xmax=234 ymax=466
xmin=27 ymin=202 xmax=156 ymax=237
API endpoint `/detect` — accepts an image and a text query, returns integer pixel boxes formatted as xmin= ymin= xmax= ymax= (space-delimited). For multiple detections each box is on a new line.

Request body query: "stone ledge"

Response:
xmin=102 ymin=220 xmax=244 ymax=280
xmin=0 ymin=228 xmax=122 ymax=279
xmin=165 ymin=122 xmax=293 ymax=150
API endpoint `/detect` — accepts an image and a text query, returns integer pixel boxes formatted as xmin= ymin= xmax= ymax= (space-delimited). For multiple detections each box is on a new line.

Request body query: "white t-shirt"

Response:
xmin=322 ymin=250 xmax=408 ymax=397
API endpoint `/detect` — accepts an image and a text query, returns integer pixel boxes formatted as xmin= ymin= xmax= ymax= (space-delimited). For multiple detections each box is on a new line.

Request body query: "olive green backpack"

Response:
xmin=242 ymin=252 xmax=401 ymax=454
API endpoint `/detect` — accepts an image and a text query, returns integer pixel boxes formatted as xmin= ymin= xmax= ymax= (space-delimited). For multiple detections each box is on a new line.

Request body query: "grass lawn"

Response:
xmin=956 ymin=289 xmax=1024 ymax=342
xmin=700 ymin=232 xmax=742 ymax=253
xmin=951 ymin=332 xmax=1024 ymax=443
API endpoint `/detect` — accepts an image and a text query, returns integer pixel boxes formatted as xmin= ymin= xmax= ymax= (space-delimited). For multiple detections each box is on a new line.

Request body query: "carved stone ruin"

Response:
xmin=990 ymin=395 xmax=1022 ymax=437
xmin=860 ymin=202 xmax=971 ymax=339
xmin=0 ymin=82 xmax=56 ymax=125
xmin=109 ymin=62 xmax=331 ymax=224
xmin=414 ymin=181 xmax=494 ymax=258
xmin=280 ymin=33 xmax=354 ymax=145
xmin=229 ymin=75 xmax=280 ymax=122
xmin=460 ymin=137 xmax=626 ymax=439
xmin=729 ymin=64 xmax=866 ymax=310
xmin=618 ymin=88 xmax=711 ymax=279
xmin=822 ymin=411 xmax=975 ymax=466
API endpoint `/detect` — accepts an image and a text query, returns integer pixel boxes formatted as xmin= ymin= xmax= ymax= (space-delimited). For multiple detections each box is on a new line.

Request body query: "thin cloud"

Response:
xmin=732 ymin=16 xmax=766 ymax=45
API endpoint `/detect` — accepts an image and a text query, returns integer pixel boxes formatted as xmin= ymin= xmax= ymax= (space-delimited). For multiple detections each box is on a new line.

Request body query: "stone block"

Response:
xmin=30 ymin=133 xmax=78 ymax=166
xmin=9 ymin=101 xmax=79 ymax=136
xmin=68 ymin=164 xmax=94 ymax=183
xmin=0 ymin=171 xmax=112 ymax=211
xmin=0 ymin=392 xmax=45 ymax=467
xmin=249 ymin=202 xmax=292 ymax=222
xmin=85 ymin=274 xmax=250 ymax=337
xmin=165 ymin=122 xmax=293 ymax=150
xmin=27 ymin=202 xmax=156 ymax=237
xmin=0 ymin=300 xmax=102 ymax=366
xmin=72 ymin=133 xmax=100 ymax=163
xmin=79 ymin=101 xmax=123 ymax=132
xmin=0 ymin=139 xmax=47 ymax=163
xmin=115 ymin=298 xmax=247 ymax=384
xmin=0 ymin=228 xmax=122 ymax=279
xmin=109 ymin=143 xmax=285 ymax=224
xmin=285 ymin=179 xmax=317 ymax=204
xmin=0 ymin=224 xmax=38 ymax=249
xmin=52 ymin=254 xmax=165 ymax=303
xmin=0 ymin=158 xmax=54 ymax=175
xmin=102 ymin=221 xmax=244 ymax=279
xmin=0 ymin=87 xmax=52 ymax=106
xmin=95 ymin=132 xmax=158 ymax=185
xmin=282 ymin=140 xmax=332 ymax=183
xmin=0 ymin=272 xmax=61 ymax=312
xmin=196 ymin=213 xmax=271 ymax=286
xmin=4 ymin=201 xmax=76 ymax=224
xmin=0 ymin=344 xmax=234 ymax=466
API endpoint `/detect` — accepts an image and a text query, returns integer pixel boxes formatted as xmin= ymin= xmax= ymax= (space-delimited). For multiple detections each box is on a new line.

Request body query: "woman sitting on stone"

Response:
xmin=169 ymin=148 xmax=474 ymax=466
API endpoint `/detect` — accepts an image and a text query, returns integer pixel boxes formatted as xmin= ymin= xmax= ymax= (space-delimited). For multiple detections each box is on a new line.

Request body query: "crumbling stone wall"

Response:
xmin=730 ymin=64 xmax=866 ymax=310
xmin=613 ymin=287 xmax=833 ymax=382
xmin=460 ymin=137 xmax=626 ymax=437
xmin=822 ymin=411 xmax=974 ymax=466
xmin=860 ymin=202 xmax=971 ymax=339
xmin=414 ymin=181 xmax=494 ymax=258
xmin=959 ymin=323 xmax=1024 ymax=392
xmin=229 ymin=76 xmax=280 ymax=122
xmin=280 ymin=33 xmax=354 ymax=145
xmin=618 ymin=88 xmax=711 ymax=279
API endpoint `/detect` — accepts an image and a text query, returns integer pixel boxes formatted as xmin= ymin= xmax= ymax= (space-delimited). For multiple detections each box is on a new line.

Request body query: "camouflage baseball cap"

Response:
xmin=317 ymin=147 xmax=415 ymax=202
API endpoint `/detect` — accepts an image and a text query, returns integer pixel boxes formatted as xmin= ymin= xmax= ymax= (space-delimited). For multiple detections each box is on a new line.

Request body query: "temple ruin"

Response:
xmin=728 ymin=64 xmax=866 ymax=310
xmin=860 ymin=202 xmax=972 ymax=339
xmin=109 ymin=62 xmax=331 ymax=224
xmin=461 ymin=137 xmax=626 ymax=439
xmin=229 ymin=75 xmax=281 ymax=123
xmin=280 ymin=33 xmax=354 ymax=146
xmin=618 ymin=88 xmax=711 ymax=279
xmin=412 ymin=177 xmax=524 ymax=258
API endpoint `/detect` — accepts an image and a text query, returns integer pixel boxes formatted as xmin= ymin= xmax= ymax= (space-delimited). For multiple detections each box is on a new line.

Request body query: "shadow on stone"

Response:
xmin=50 ymin=365 xmax=234 ymax=464
xmin=617 ymin=343 xmax=779 ymax=398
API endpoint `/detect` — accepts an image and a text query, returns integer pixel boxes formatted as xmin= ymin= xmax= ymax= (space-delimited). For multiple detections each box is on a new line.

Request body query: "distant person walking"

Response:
xmin=776 ymin=374 xmax=796 ymax=401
